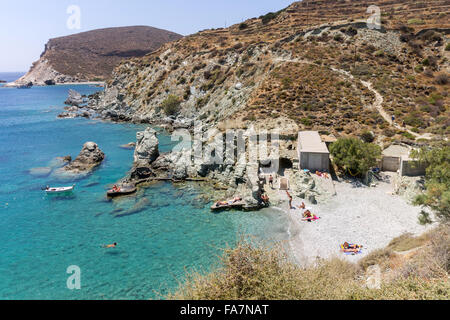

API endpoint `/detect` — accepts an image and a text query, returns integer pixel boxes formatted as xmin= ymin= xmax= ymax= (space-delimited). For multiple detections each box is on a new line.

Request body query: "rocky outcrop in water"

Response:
xmin=57 ymin=142 xmax=105 ymax=177
xmin=65 ymin=89 xmax=87 ymax=107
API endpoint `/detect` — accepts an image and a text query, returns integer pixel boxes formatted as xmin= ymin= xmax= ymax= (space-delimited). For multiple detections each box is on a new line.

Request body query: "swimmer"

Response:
xmin=103 ymin=242 xmax=118 ymax=248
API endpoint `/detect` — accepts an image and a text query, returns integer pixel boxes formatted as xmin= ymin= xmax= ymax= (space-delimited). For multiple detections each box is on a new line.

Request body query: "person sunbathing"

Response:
xmin=261 ymin=194 xmax=270 ymax=204
xmin=217 ymin=200 xmax=228 ymax=206
xmin=232 ymin=197 xmax=242 ymax=203
xmin=341 ymin=242 xmax=363 ymax=253
xmin=298 ymin=202 xmax=306 ymax=209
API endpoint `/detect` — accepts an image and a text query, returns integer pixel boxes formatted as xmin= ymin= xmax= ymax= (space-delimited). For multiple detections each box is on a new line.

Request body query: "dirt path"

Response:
xmin=274 ymin=55 xmax=433 ymax=140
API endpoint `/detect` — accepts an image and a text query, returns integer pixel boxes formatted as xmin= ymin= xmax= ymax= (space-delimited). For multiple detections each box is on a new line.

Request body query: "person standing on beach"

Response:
xmin=286 ymin=191 xmax=293 ymax=209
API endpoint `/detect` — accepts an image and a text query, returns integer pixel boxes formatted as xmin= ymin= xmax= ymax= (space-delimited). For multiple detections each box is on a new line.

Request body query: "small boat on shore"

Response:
xmin=106 ymin=186 xmax=137 ymax=198
xmin=45 ymin=185 xmax=75 ymax=194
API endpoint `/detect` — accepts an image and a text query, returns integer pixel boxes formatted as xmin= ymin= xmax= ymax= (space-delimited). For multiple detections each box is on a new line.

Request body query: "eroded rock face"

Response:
xmin=134 ymin=128 xmax=159 ymax=166
xmin=64 ymin=89 xmax=86 ymax=107
xmin=291 ymin=170 xmax=324 ymax=204
xmin=62 ymin=142 xmax=105 ymax=175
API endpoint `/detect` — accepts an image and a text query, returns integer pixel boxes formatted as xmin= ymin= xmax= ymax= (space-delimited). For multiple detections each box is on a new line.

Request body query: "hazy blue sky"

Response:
xmin=0 ymin=0 xmax=294 ymax=72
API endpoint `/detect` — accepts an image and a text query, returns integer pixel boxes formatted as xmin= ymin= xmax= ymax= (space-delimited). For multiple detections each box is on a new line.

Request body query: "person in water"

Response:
xmin=103 ymin=243 xmax=118 ymax=248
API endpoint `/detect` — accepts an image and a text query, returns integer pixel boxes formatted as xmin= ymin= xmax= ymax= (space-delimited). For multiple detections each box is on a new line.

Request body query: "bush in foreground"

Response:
xmin=168 ymin=227 xmax=449 ymax=300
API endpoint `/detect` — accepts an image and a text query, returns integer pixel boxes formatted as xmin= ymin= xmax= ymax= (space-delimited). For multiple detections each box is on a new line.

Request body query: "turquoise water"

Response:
xmin=0 ymin=79 xmax=290 ymax=300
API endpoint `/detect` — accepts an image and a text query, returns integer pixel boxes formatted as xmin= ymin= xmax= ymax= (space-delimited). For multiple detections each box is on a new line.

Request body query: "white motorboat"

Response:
xmin=45 ymin=185 xmax=75 ymax=194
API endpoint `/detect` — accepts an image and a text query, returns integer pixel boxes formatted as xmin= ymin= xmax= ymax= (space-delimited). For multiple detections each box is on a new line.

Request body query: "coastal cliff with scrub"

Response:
xmin=59 ymin=0 xmax=449 ymax=299
xmin=87 ymin=0 xmax=449 ymax=138
xmin=7 ymin=26 xmax=181 ymax=87
xmin=63 ymin=0 xmax=450 ymax=208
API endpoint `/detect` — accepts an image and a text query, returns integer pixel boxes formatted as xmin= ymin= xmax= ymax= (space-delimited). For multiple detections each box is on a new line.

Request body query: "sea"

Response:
xmin=0 ymin=72 xmax=291 ymax=299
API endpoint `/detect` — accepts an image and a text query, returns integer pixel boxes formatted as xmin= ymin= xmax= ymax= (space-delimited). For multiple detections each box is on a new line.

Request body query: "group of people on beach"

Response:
xmin=287 ymin=191 xmax=321 ymax=222
xmin=286 ymin=191 xmax=362 ymax=254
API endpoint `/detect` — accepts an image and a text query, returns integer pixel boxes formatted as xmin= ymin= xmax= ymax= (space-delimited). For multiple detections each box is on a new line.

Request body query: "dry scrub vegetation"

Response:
xmin=168 ymin=225 xmax=449 ymax=300
xmin=105 ymin=0 xmax=449 ymax=139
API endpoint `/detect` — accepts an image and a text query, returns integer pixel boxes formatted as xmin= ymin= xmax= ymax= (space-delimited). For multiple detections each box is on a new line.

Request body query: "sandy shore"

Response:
xmin=272 ymin=176 xmax=434 ymax=266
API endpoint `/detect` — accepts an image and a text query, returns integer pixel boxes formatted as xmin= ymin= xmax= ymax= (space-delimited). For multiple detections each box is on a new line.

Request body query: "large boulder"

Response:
xmin=168 ymin=151 xmax=190 ymax=180
xmin=291 ymin=170 xmax=322 ymax=204
xmin=134 ymin=128 xmax=159 ymax=166
xmin=60 ymin=142 xmax=105 ymax=176
xmin=64 ymin=89 xmax=86 ymax=107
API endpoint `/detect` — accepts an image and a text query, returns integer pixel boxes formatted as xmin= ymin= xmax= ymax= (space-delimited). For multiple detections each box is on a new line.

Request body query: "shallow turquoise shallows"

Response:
xmin=0 ymin=75 xmax=290 ymax=300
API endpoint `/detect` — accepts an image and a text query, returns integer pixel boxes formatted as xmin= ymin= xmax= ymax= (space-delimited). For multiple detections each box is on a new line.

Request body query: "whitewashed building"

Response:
xmin=298 ymin=131 xmax=330 ymax=172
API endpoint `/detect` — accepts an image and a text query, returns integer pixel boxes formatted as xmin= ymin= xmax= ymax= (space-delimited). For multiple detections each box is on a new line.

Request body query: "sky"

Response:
xmin=0 ymin=0 xmax=294 ymax=72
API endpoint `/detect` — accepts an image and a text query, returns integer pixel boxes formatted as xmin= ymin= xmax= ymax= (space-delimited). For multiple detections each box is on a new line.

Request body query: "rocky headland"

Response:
xmin=6 ymin=26 xmax=182 ymax=87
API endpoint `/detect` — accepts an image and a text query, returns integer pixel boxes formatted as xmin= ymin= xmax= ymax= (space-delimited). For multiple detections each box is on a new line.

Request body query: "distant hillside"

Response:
xmin=10 ymin=26 xmax=182 ymax=86
xmin=91 ymin=0 xmax=449 ymax=138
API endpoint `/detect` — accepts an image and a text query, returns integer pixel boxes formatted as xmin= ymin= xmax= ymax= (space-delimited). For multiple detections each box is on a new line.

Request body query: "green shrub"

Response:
xmin=161 ymin=95 xmax=181 ymax=116
xmin=330 ymin=138 xmax=381 ymax=176
xmin=360 ymin=131 xmax=375 ymax=143
xmin=411 ymin=145 xmax=450 ymax=222
xmin=300 ymin=118 xmax=312 ymax=126
xmin=404 ymin=113 xmax=425 ymax=127
xmin=239 ymin=23 xmax=248 ymax=30
xmin=445 ymin=43 xmax=450 ymax=51
xmin=334 ymin=34 xmax=344 ymax=42
xmin=260 ymin=9 xmax=284 ymax=24
xmin=167 ymin=238 xmax=449 ymax=300
xmin=402 ymin=131 xmax=416 ymax=140
xmin=408 ymin=18 xmax=425 ymax=25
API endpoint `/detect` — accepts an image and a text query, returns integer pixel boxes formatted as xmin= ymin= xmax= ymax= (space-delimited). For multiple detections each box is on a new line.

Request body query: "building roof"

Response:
xmin=382 ymin=144 xmax=411 ymax=158
xmin=298 ymin=131 xmax=329 ymax=154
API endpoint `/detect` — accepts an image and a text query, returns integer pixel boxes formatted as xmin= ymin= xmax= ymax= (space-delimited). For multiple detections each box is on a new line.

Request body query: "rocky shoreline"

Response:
xmin=56 ymin=89 xmax=332 ymax=211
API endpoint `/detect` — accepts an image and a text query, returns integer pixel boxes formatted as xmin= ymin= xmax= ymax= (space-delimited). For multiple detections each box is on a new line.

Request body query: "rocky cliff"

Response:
xmin=87 ymin=0 xmax=449 ymax=138
xmin=7 ymin=26 xmax=182 ymax=87
xmin=66 ymin=0 xmax=449 ymax=202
